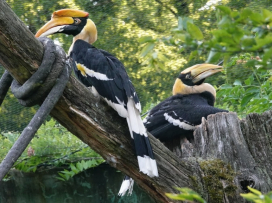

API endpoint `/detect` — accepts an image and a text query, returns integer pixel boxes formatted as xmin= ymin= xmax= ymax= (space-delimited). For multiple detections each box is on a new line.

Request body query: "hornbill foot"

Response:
xmin=0 ymin=37 xmax=72 ymax=181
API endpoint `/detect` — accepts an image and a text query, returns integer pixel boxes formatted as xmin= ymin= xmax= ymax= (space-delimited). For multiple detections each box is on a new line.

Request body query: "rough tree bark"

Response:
xmin=1 ymin=1 xmax=272 ymax=202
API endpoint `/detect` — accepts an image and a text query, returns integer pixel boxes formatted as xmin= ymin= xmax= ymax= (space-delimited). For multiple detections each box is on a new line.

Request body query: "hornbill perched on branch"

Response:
xmin=35 ymin=9 xmax=158 ymax=195
xmin=144 ymin=64 xmax=228 ymax=142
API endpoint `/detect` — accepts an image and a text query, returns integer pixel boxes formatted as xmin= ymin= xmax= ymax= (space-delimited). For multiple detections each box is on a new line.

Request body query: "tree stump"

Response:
xmin=163 ymin=111 xmax=272 ymax=202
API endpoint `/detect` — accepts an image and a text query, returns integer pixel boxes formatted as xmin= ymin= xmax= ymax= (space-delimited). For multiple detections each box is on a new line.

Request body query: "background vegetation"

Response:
xmin=167 ymin=186 xmax=272 ymax=203
xmin=2 ymin=0 xmax=272 ymax=191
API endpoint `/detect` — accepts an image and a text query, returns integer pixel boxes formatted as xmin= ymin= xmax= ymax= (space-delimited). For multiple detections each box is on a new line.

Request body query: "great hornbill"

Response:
xmin=35 ymin=9 xmax=158 ymax=195
xmin=143 ymin=64 xmax=228 ymax=142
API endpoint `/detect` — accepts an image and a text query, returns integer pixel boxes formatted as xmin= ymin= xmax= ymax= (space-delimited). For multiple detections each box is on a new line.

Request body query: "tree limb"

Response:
xmin=154 ymin=0 xmax=178 ymax=17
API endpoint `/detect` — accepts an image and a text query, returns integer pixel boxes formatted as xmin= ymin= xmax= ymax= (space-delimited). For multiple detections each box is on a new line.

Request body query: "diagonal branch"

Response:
xmin=154 ymin=0 xmax=178 ymax=17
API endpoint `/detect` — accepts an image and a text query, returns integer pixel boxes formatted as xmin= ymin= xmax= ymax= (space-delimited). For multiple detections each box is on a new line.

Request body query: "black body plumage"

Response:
xmin=70 ymin=39 xmax=139 ymax=108
xmin=144 ymin=91 xmax=228 ymax=141
xmin=35 ymin=9 xmax=158 ymax=197
xmin=70 ymin=39 xmax=157 ymax=179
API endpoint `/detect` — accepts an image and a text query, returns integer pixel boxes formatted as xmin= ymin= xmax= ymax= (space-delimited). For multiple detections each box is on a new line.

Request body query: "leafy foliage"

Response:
xmin=166 ymin=187 xmax=206 ymax=203
xmin=57 ymin=159 xmax=102 ymax=181
xmin=241 ymin=187 xmax=272 ymax=203
xmin=141 ymin=5 xmax=272 ymax=64
xmin=140 ymin=5 xmax=272 ymax=117
xmin=0 ymin=119 xmax=104 ymax=177
xmin=167 ymin=187 xmax=272 ymax=203
xmin=216 ymin=54 xmax=272 ymax=117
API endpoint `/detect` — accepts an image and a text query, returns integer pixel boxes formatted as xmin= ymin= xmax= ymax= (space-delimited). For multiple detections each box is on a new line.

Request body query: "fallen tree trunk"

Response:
xmin=1 ymin=1 xmax=272 ymax=202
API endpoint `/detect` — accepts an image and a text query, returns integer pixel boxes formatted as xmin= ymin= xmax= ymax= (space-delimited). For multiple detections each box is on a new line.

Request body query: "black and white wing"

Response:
xmin=70 ymin=39 xmax=158 ymax=180
xmin=144 ymin=93 xmax=228 ymax=141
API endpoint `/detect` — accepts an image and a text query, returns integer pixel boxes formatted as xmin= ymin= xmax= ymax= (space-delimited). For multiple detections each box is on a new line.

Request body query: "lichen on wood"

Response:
xmin=199 ymin=159 xmax=237 ymax=203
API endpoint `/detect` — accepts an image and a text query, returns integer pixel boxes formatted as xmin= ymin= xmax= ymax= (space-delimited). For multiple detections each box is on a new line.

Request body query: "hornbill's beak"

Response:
xmin=35 ymin=9 xmax=89 ymax=37
xmin=183 ymin=64 xmax=223 ymax=83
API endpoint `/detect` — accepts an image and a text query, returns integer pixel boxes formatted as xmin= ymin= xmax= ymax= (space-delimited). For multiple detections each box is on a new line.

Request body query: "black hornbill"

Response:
xmin=143 ymin=64 xmax=228 ymax=142
xmin=35 ymin=9 xmax=158 ymax=195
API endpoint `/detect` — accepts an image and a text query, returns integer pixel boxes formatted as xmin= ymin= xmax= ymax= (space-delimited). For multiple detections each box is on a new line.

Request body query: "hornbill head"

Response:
xmin=35 ymin=9 xmax=97 ymax=45
xmin=172 ymin=64 xmax=223 ymax=98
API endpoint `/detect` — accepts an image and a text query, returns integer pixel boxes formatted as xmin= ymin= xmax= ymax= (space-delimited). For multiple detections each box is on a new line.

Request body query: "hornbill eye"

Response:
xmin=185 ymin=74 xmax=191 ymax=79
xmin=74 ymin=18 xmax=81 ymax=25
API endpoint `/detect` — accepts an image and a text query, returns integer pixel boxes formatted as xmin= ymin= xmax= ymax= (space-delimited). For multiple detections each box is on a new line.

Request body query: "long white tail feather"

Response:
xmin=126 ymin=98 xmax=158 ymax=176
xmin=118 ymin=97 xmax=158 ymax=196
xmin=126 ymin=116 xmax=133 ymax=139
xmin=137 ymin=156 xmax=148 ymax=175
xmin=137 ymin=156 xmax=158 ymax=177
xmin=126 ymin=98 xmax=146 ymax=135
xmin=149 ymin=157 xmax=159 ymax=177
xmin=118 ymin=178 xmax=134 ymax=196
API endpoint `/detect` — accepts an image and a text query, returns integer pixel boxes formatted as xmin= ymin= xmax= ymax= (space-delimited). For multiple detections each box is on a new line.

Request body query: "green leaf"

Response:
xmin=244 ymin=76 xmax=253 ymax=85
xmin=220 ymin=84 xmax=233 ymax=89
xmin=76 ymin=162 xmax=84 ymax=171
xmin=89 ymin=159 xmax=98 ymax=166
xmin=232 ymin=27 xmax=244 ymax=43
xmin=231 ymin=11 xmax=240 ymax=19
xmin=252 ymin=34 xmax=272 ymax=50
xmin=217 ymin=6 xmax=231 ymax=15
xmin=248 ymin=186 xmax=263 ymax=196
xmin=249 ymin=12 xmax=264 ymax=25
xmin=212 ymin=30 xmax=235 ymax=45
xmin=32 ymin=166 xmax=37 ymax=173
xmin=206 ymin=50 xmax=221 ymax=63
xmin=83 ymin=160 xmax=91 ymax=169
xmin=138 ymin=36 xmax=155 ymax=44
xmin=262 ymin=9 xmax=272 ymax=22
xmin=233 ymin=79 xmax=242 ymax=86
xmin=178 ymin=16 xmax=183 ymax=30
xmin=175 ymin=33 xmax=186 ymax=42
xmin=241 ymin=93 xmax=257 ymax=107
xmin=245 ymin=87 xmax=260 ymax=94
xmin=187 ymin=22 xmax=203 ymax=40
xmin=218 ymin=16 xmax=231 ymax=28
xmin=157 ymin=52 xmax=169 ymax=62
xmin=263 ymin=47 xmax=272 ymax=63
xmin=264 ymin=195 xmax=272 ymax=202
xmin=55 ymin=176 xmax=66 ymax=181
xmin=240 ymin=193 xmax=259 ymax=200
xmin=57 ymin=172 xmax=69 ymax=181
xmin=70 ymin=164 xmax=80 ymax=174
xmin=166 ymin=187 xmax=206 ymax=203
xmin=241 ymin=36 xmax=256 ymax=48
xmin=188 ymin=50 xmax=198 ymax=61
xmin=240 ymin=8 xmax=253 ymax=20
xmin=140 ymin=42 xmax=155 ymax=57
xmin=181 ymin=17 xmax=194 ymax=30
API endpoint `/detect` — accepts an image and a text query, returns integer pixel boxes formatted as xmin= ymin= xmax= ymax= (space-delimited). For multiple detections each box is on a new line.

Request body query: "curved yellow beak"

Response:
xmin=182 ymin=64 xmax=223 ymax=83
xmin=35 ymin=17 xmax=74 ymax=37
xmin=35 ymin=9 xmax=89 ymax=37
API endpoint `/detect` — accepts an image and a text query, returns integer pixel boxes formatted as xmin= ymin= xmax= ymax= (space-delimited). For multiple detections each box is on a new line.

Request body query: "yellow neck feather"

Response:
xmin=172 ymin=78 xmax=216 ymax=98
xmin=72 ymin=19 xmax=97 ymax=44
xmin=69 ymin=19 xmax=97 ymax=54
